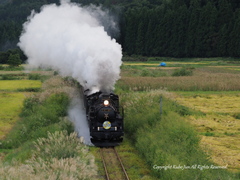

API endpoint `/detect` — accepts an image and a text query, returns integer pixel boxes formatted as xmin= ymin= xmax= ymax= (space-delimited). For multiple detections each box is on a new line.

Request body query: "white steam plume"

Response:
xmin=18 ymin=0 xmax=122 ymax=145
xmin=18 ymin=0 xmax=122 ymax=94
xmin=68 ymin=91 xmax=92 ymax=145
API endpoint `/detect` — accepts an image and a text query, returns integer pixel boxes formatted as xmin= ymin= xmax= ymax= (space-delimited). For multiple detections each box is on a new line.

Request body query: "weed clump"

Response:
xmin=172 ymin=67 xmax=193 ymax=76
xmin=233 ymin=113 xmax=240 ymax=119
xmin=28 ymin=73 xmax=41 ymax=80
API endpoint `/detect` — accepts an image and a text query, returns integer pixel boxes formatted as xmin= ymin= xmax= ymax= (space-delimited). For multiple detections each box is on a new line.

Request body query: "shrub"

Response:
xmin=7 ymin=54 xmax=22 ymax=67
xmin=28 ymin=73 xmax=41 ymax=80
xmin=172 ymin=67 xmax=193 ymax=76
xmin=1 ymin=74 xmax=18 ymax=80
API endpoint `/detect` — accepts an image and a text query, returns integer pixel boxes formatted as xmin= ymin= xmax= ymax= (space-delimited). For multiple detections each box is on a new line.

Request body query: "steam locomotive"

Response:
xmin=84 ymin=90 xmax=124 ymax=147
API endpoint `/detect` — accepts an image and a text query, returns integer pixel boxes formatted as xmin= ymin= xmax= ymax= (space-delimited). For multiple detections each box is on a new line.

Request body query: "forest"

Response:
xmin=1 ymin=0 xmax=240 ymax=63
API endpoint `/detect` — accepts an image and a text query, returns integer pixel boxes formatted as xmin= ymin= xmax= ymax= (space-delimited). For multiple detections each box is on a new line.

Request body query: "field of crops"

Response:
xmin=0 ymin=59 xmax=240 ymax=179
xmin=119 ymin=59 xmax=240 ymax=174
xmin=0 ymin=69 xmax=42 ymax=139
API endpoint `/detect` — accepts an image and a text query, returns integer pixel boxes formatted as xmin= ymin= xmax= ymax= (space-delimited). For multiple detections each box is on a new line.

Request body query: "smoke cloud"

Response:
xmin=18 ymin=0 xmax=122 ymax=94
xmin=18 ymin=0 xmax=122 ymax=144
xmin=68 ymin=91 xmax=92 ymax=145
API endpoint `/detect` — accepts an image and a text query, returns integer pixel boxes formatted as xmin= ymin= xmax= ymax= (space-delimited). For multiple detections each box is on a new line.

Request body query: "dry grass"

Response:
xmin=119 ymin=70 xmax=240 ymax=91
xmin=173 ymin=92 xmax=240 ymax=172
xmin=0 ymin=71 xmax=53 ymax=75
xmin=33 ymin=76 xmax=78 ymax=102
xmin=0 ymin=131 xmax=98 ymax=180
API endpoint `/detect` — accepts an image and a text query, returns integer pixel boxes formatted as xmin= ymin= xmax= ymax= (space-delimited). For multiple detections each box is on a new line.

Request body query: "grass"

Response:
xmin=0 ymin=75 xmax=99 ymax=179
xmin=172 ymin=91 xmax=240 ymax=172
xmin=118 ymin=90 xmax=239 ymax=179
xmin=1 ymin=58 xmax=240 ymax=179
xmin=89 ymin=138 xmax=157 ymax=180
xmin=0 ymin=92 xmax=25 ymax=139
xmin=0 ymin=80 xmax=42 ymax=91
xmin=118 ymin=67 xmax=240 ymax=91
xmin=0 ymin=131 xmax=98 ymax=179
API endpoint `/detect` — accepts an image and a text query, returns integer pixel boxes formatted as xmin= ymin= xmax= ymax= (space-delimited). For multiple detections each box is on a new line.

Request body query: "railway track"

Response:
xmin=100 ymin=147 xmax=130 ymax=180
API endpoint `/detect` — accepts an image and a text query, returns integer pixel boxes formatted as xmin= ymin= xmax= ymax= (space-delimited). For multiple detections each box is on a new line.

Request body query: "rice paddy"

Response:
xmin=0 ymin=80 xmax=42 ymax=91
xmin=0 ymin=71 xmax=42 ymax=139
xmin=1 ymin=58 xmax=240 ymax=177
xmin=0 ymin=92 xmax=25 ymax=139
xmin=120 ymin=59 xmax=240 ymax=173
xmin=170 ymin=92 xmax=240 ymax=172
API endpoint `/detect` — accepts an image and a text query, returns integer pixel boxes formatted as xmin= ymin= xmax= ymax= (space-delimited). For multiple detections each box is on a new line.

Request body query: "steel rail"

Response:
xmin=113 ymin=147 xmax=130 ymax=180
xmin=100 ymin=148 xmax=110 ymax=180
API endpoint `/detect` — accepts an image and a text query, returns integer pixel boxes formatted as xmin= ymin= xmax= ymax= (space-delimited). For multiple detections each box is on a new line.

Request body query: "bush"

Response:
xmin=28 ymin=73 xmax=41 ymax=80
xmin=172 ymin=67 xmax=193 ymax=76
xmin=1 ymin=74 xmax=18 ymax=80
xmin=7 ymin=54 xmax=22 ymax=67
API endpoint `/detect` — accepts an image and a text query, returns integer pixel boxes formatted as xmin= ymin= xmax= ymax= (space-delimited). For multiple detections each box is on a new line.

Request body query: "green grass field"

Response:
xmin=0 ymin=92 xmax=25 ymax=139
xmin=0 ymin=80 xmax=42 ymax=91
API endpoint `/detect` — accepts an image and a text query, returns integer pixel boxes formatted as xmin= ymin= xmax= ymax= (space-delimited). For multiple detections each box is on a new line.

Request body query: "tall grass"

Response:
xmin=0 ymin=131 xmax=97 ymax=180
xmin=121 ymin=91 xmax=239 ymax=179
xmin=0 ymin=76 xmax=98 ymax=179
xmin=118 ymin=72 xmax=240 ymax=91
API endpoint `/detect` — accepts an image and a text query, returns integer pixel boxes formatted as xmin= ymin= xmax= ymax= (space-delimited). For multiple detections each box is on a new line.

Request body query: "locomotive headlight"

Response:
xmin=104 ymin=100 xmax=109 ymax=106
xmin=103 ymin=121 xmax=111 ymax=129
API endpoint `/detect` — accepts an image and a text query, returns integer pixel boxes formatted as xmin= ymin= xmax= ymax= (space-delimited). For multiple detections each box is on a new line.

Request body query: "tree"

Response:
xmin=185 ymin=0 xmax=200 ymax=57
xmin=7 ymin=53 xmax=21 ymax=66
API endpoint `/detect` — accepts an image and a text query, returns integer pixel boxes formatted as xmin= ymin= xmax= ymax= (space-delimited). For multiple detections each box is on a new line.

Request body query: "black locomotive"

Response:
xmin=84 ymin=90 xmax=124 ymax=147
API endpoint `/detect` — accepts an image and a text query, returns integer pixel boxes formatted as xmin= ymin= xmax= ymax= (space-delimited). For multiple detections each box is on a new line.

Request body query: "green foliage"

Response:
xmin=172 ymin=67 xmax=193 ymax=76
xmin=28 ymin=73 xmax=41 ymax=80
xmin=204 ymin=132 xmax=215 ymax=136
xmin=0 ymin=65 xmax=24 ymax=71
xmin=1 ymin=0 xmax=240 ymax=58
xmin=233 ymin=113 xmax=240 ymax=119
xmin=7 ymin=54 xmax=21 ymax=67
xmin=1 ymin=74 xmax=18 ymax=80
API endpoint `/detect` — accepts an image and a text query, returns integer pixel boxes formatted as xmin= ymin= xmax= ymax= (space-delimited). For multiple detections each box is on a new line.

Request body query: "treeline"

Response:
xmin=122 ymin=0 xmax=240 ymax=57
xmin=1 ymin=0 xmax=240 ymax=59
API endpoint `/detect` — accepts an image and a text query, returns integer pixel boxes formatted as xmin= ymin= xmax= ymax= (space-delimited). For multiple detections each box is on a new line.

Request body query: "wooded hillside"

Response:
xmin=0 ymin=0 xmax=240 ymax=58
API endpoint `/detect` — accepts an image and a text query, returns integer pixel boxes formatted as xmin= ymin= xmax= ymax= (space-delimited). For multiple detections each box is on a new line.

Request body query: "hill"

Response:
xmin=1 ymin=0 xmax=240 ymax=58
